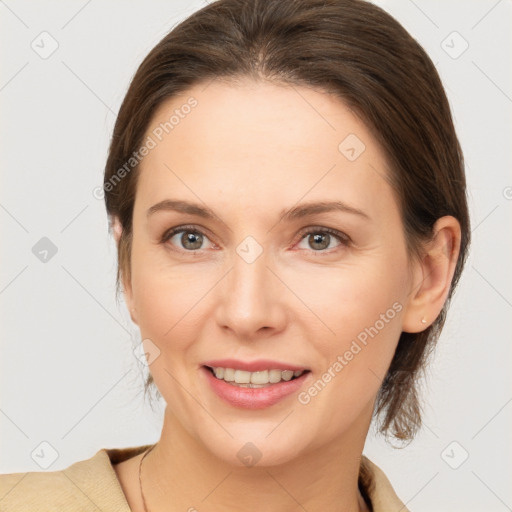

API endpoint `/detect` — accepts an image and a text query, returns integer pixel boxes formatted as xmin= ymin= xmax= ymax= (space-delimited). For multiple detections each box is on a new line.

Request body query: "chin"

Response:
xmin=201 ymin=429 xmax=308 ymax=469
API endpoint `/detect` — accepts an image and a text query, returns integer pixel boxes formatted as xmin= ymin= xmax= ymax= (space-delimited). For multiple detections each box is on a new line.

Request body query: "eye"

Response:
xmin=161 ymin=225 xmax=350 ymax=254
xmin=161 ymin=225 xmax=215 ymax=252
xmin=295 ymin=227 xmax=350 ymax=253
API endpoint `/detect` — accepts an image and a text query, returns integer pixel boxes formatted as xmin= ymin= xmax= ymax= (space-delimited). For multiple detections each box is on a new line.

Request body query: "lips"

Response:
xmin=200 ymin=365 xmax=311 ymax=409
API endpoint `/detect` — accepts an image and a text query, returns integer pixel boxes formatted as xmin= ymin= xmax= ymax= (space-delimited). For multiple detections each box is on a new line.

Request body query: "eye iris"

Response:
xmin=309 ymin=232 xmax=329 ymax=250
xmin=182 ymin=231 xmax=203 ymax=250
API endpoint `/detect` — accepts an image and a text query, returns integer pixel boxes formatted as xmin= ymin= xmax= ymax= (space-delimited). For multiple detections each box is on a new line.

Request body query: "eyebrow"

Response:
xmin=146 ymin=199 xmax=370 ymax=221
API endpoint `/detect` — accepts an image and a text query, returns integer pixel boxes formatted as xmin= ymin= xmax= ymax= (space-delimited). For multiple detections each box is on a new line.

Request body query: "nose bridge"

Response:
xmin=230 ymin=234 xmax=271 ymax=309
xmin=216 ymin=233 xmax=284 ymax=335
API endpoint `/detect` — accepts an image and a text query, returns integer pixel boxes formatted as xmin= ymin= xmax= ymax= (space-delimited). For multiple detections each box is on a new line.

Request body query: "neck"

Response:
xmin=142 ymin=405 xmax=373 ymax=512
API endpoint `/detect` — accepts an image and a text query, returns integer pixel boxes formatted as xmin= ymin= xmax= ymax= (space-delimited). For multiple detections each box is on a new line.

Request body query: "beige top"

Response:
xmin=0 ymin=444 xmax=409 ymax=511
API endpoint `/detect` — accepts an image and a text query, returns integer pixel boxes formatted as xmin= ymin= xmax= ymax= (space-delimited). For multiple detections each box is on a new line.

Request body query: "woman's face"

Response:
xmin=123 ymin=79 xmax=420 ymax=466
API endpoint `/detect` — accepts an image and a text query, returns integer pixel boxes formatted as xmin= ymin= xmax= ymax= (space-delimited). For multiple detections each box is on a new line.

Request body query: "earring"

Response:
xmin=421 ymin=317 xmax=427 ymax=324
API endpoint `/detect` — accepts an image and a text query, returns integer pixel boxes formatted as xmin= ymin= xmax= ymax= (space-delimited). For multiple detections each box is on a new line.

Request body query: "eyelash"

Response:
xmin=161 ymin=224 xmax=351 ymax=255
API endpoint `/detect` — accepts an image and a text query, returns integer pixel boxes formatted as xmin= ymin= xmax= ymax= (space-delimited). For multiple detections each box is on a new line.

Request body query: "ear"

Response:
xmin=111 ymin=214 xmax=123 ymax=245
xmin=110 ymin=216 xmax=138 ymax=325
xmin=401 ymin=216 xmax=461 ymax=333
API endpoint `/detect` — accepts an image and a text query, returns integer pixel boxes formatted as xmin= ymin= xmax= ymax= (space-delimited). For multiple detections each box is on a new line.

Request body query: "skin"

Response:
xmin=111 ymin=78 xmax=461 ymax=512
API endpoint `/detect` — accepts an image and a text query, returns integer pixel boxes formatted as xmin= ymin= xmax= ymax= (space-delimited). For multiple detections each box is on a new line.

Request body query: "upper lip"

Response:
xmin=202 ymin=359 xmax=309 ymax=372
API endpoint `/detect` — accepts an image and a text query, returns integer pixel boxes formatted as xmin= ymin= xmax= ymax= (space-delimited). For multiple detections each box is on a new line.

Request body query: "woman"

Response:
xmin=0 ymin=0 xmax=470 ymax=510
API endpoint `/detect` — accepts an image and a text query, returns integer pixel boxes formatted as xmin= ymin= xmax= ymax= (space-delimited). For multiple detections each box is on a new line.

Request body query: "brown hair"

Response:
xmin=104 ymin=0 xmax=470 ymax=447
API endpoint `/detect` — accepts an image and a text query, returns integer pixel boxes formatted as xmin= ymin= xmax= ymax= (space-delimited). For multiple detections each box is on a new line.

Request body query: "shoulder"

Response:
xmin=0 ymin=445 xmax=151 ymax=512
xmin=361 ymin=455 xmax=410 ymax=512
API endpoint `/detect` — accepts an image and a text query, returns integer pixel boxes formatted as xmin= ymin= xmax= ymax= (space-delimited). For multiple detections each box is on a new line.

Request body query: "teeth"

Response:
xmin=250 ymin=370 xmax=269 ymax=385
xmin=223 ymin=368 xmax=235 ymax=381
xmin=235 ymin=370 xmax=251 ymax=384
xmin=269 ymin=369 xmax=282 ymax=383
xmin=210 ymin=366 xmax=306 ymax=385
xmin=281 ymin=370 xmax=294 ymax=381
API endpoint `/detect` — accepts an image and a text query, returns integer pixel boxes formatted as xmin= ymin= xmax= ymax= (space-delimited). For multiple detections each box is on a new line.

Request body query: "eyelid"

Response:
xmin=296 ymin=225 xmax=351 ymax=244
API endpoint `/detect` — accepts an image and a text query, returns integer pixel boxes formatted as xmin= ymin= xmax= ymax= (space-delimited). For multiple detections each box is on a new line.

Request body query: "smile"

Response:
xmin=201 ymin=366 xmax=312 ymax=409
xmin=206 ymin=366 xmax=308 ymax=387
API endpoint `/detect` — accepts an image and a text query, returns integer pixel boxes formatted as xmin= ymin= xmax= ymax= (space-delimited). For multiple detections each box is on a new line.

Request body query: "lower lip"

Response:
xmin=201 ymin=366 xmax=310 ymax=409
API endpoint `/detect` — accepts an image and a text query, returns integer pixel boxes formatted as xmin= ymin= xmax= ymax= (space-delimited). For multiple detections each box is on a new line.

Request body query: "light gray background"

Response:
xmin=1 ymin=1 xmax=511 ymax=510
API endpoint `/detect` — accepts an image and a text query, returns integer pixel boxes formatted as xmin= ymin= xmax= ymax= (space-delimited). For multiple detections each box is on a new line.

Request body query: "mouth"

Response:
xmin=203 ymin=365 xmax=311 ymax=388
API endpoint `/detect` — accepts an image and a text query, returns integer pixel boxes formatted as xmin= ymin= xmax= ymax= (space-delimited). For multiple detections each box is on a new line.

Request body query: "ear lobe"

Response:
xmin=124 ymin=281 xmax=137 ymax=326
xmin=110 ymin=215 xmax=123 ymax=245
xmin=401 ymin=216 xmax=461 ymax=333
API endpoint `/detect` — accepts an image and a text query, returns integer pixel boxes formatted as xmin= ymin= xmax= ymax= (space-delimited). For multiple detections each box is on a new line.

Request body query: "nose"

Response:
xmin=214 ymin=243 xmax=287 ymax=340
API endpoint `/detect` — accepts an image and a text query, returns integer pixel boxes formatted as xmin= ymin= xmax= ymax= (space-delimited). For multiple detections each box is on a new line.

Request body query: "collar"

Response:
xmin=0 ymin=444 xmax=409 ymax=511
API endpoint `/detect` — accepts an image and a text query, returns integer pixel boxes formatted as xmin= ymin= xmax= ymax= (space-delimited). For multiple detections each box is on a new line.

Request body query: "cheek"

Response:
xmin=291 ymin=256 xmax=406 ymax=337
xmin=294 ymin=264 xmax=406 ymax=428
xmin=288 ymin=254 xmax=408 ymax=388
xmin=130 ymin=246 xmax=214 ymax=346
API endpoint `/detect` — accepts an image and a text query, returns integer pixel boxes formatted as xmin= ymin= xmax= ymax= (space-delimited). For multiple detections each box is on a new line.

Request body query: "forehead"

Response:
xmin=135 ymin=79 xmax=396 ymax=222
